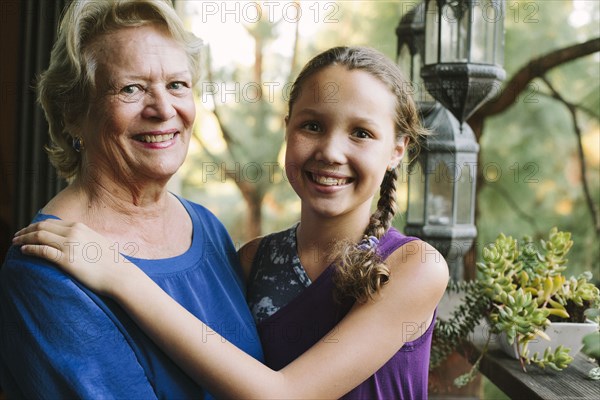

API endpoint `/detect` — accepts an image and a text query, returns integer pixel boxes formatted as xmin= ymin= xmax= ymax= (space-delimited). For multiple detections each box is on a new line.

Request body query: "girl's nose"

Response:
xmin=314 ymin=133 xmax=347 ymax=165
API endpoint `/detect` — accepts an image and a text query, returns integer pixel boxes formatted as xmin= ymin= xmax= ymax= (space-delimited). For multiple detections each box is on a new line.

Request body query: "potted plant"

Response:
xmin=431 ymin=227 xmax=600 ymax=386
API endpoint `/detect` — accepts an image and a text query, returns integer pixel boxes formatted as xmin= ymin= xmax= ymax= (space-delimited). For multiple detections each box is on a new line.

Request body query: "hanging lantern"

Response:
xmin=397 ymin=1 xmax=506 ymax=279
xmin=405 ymin=104 xmax=478 ymax=280
xmin=421 ymin=0 xmax=506 ymax=123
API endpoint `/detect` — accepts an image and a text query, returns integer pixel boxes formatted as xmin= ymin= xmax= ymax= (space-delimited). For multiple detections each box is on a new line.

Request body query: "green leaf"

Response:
xmin=582 ymin=331 xmax=600 ymax=360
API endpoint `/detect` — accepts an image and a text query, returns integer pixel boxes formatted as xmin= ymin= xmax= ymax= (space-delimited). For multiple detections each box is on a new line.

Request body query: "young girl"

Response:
xmin=14 ymin=46 xmax=448 ymax=399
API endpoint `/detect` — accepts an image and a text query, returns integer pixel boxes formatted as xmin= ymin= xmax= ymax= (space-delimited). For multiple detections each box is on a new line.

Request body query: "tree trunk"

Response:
xmin=244 ymin=192 xmax=262 ymax=241
xmin=235 ymin=180 xmax=263 ymax=241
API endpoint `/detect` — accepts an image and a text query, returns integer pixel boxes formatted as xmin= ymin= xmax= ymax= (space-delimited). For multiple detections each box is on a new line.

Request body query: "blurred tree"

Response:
xmin=468 ymin=0 xmax=600 ymax=280
xmin=182 ymin=3 xmax=301 ymax=242
xmin=178 ymin=1 xmax=599 ymax=278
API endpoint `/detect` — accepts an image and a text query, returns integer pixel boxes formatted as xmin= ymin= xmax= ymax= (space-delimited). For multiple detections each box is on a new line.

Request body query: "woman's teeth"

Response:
xmin=136 ymin=133 xmax=175 ymax=143
xmin=311 ymin=173 xmax=348 ymax=186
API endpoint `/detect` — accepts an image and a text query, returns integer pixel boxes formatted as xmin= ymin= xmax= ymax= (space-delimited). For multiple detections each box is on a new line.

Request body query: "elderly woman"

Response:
xmin=0 ymin=1 xmax=262 ymax=398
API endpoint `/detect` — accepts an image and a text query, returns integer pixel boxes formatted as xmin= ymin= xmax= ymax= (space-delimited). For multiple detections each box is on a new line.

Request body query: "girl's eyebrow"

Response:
xmin=351 ymin=116 xmax=379 ymax=127
xmin=293 ymin=107 xmax=322 ymax=117
xmin=293 ymin=108 xmax=383 ymax=129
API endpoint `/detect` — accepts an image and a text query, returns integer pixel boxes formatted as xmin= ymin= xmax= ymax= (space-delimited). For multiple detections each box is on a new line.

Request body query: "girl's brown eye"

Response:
xmin=302 ymin=122 xmax=321 ymax=132
xmin=352 ymin=129 xmax=371 ymax=139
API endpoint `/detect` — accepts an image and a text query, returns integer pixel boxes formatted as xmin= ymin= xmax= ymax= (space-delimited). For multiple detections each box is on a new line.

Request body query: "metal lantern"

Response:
xmin=397 ymin=0 xmax=506 ymax=280
xmin=404 ymin=105 xmax=479 ymax=281
xmin=421 ymin=0 xmax=506 ymax=123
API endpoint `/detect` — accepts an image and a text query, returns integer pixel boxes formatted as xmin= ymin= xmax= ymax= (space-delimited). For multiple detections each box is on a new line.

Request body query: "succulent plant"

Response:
xmin=432 ymin=227 xmax=600 ymax=386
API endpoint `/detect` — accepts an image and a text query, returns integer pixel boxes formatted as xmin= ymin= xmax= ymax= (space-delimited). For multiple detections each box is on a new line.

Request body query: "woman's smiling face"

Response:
xmin=285 ymin=65 xmax=406 ymax=220
xmin=78 ymin=24 xmax=196 ymax=187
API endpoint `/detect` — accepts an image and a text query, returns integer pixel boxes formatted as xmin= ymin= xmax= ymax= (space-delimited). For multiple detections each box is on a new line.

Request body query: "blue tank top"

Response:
xmin=247 ymin=225 xmax=435 ymax=399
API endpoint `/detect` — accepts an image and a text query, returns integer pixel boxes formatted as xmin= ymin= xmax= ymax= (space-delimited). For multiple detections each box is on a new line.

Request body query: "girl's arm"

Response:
xmin=14 ymin=220 xmax=448 ymax=399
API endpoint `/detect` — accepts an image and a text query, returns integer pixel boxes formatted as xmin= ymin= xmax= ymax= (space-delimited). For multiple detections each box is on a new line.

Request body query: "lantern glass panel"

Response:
xmin=456 ymin=161 xmax=474 ymax=224
xmin=440 ymin=2 xmax=470 ymax=62
xmin=427 ymin=157 xmax=453 ymax=225
xmin=424 ymin=0 xmax=439 ymax=65
xmin=471 ymin=0 xmax=502 ymax=64
xmin=471 ymin=2 xmax=489 ymax=63
xmin=407 ymin=161 xmax=425 ymax=224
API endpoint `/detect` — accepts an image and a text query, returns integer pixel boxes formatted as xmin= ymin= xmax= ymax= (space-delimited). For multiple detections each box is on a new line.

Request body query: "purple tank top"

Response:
xmin=253 ymin=227 xmax=435 ymax=399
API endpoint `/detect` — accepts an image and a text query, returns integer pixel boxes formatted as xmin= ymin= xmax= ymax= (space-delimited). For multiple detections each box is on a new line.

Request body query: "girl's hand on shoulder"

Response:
xmin=12 ymin=220 xmax=129 ymax=296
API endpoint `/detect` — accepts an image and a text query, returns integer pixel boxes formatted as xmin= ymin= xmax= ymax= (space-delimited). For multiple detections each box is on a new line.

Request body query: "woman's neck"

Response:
xmin=60 ymin=175 xmax=169 ymax=217
xmin=42 ymin=177 xmax=191 ymax=259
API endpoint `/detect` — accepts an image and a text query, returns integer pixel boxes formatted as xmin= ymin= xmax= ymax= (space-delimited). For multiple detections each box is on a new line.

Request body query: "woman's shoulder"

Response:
xmin=176 ymin=197 xmax=211 ymax=216
xmin=176 ymin=197 xmax=226 ymax=230
xmin=2 ymin=240 xmax=80 ymax=289
xmin=21 ymin=211 xmax=61 ymax=224
xmin=2 ymin=213 xmax=62 ymax=273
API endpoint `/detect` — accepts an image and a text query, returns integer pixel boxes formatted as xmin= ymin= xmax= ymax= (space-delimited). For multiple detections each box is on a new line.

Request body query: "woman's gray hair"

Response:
xmin=38 ymin=0 xmax=203 ymax=180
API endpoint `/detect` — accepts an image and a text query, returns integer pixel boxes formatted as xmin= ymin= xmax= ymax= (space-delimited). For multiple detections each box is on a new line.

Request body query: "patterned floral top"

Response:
xmin=246 ymin=223 xmax=310 ymax=323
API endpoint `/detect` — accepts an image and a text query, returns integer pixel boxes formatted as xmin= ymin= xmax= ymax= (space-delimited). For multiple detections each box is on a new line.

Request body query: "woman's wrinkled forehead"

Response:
xmin=88 ymin=26 xmax=190 ymax=81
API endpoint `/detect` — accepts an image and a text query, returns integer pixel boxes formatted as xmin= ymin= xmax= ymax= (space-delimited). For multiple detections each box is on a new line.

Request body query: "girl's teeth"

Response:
xmin=313 ymin=174 xmax=347 ymax=186
xmin=138 ymin=133 xmax=175 ymax=143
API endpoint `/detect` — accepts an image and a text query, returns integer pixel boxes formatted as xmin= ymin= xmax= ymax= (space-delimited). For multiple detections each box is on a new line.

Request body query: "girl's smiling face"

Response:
xmin=285 ymin=65 xmax=406 ymax=220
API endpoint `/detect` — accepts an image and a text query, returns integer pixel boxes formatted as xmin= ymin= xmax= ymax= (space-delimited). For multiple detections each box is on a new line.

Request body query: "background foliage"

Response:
xmin=177 ymin=0 xmax=599 ymax=279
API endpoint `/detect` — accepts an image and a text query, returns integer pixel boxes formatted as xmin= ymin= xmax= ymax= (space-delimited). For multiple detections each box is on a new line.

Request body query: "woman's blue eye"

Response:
xmin=121 ymin=85 xmax=141 ymax=95
xmin=168 ymin=81 xmax=187 ymax=90
xmin=118 ymin=84 xmax=145 ymax=102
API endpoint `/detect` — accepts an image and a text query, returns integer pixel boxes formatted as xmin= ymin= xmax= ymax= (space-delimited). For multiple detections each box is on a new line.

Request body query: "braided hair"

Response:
xmin=287 ymin=46 xmax=428 ymax=302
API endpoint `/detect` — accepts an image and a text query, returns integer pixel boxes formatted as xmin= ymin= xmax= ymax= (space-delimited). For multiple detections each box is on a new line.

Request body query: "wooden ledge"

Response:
xmin=463 ymin=331 xmax=600 ymax=399
xmin=439 ymin=291 xmax=600 ymax=399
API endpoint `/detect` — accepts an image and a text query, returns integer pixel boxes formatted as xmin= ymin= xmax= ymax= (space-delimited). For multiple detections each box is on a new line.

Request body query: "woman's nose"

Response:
xmin=142 ymin=89 xmax=176 ymax=120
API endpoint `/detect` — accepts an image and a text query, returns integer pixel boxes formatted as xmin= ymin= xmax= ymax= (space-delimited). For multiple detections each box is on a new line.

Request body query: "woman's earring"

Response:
xmin=72 ymin=137 xmax=84 ymax=153
xmin=387 ymin=164 xmax=396 ymax=172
